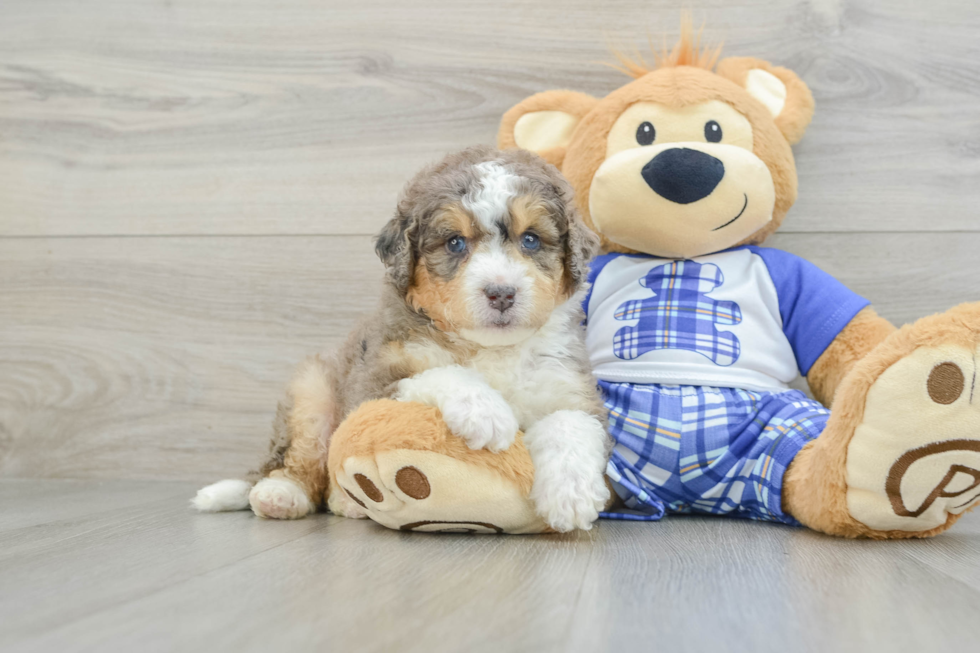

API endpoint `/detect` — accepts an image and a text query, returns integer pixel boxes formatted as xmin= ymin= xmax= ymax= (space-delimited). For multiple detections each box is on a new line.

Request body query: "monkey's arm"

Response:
xmin=805 ymin=307 xmax=897 ymax=407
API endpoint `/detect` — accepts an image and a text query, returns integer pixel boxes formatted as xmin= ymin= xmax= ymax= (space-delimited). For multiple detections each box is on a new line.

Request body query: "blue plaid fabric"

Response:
xmin=613 ymin=260 xmax=742 ymax=365
xmin=598 ymin=381 xmax=829 ymax=525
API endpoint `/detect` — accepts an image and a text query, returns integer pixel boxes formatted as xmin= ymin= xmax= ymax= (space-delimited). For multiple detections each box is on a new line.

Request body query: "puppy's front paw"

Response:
xmin=531 ymin=469 xmax=609 ymax=533
xmin=249 ymin=477 xmax=313 ymax=520
xmin=394 ymin=366 xmax=518 ymax=453
xmin=440 ymin=389 xmax=519 ymax=452
xmin=525 ymin=410 xmax=611 ymax=532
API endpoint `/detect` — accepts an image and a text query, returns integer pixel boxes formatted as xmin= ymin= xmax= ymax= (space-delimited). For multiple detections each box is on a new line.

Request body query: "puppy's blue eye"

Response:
xmin=521 ymin=232 xmax=540 ymax=250
xmin=446 ymin=236 xmax=466 ymax=254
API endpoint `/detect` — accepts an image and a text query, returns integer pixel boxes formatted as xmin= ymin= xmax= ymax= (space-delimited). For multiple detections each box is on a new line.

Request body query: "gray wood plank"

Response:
xmin=0 ymin=235 xmax=383 ymax=479
xmin=0 ymin=481 xmax=331 ymax=648
xmin=2 ymin=0 xmax=980 ymax=237
xmin=565 ymin=516 xmax=980 ymax=653
xmin=1 ymin=480 xmax=978 ymax=653
xmin=0 ymin=478 xmax=192 ymax=533
xmin=2 ymin=232 xmax=978 ymax=480
xmin=900 ymin=506 xmax=980 ymax=592
xmin=0 ymin=479 xmax=593 ymax=652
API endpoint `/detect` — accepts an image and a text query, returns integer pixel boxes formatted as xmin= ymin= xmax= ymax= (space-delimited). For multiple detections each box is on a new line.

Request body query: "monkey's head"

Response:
xmin=498 ymin=25 xmax=814 ymax=259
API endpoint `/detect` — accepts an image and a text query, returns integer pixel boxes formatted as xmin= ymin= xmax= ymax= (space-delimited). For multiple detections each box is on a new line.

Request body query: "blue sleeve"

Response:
xmin=748 ymin=246 xmax=870 ymax=376
xmin=581 ymin=253 xmax=623 ymax=324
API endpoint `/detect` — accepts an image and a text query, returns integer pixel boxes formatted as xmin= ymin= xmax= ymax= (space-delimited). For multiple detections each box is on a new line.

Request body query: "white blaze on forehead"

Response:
xmin=462 ymin=162 xmax=521 ymax=232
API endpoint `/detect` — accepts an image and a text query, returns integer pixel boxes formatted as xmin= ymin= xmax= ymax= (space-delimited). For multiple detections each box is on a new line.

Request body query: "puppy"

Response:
xmin=193 ymin=145 xmax=611 ymax=532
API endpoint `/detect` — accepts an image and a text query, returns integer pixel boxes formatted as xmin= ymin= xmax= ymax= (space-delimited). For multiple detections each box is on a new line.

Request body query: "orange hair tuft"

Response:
xmin=606 ymin=15 xmax=723 ymax=79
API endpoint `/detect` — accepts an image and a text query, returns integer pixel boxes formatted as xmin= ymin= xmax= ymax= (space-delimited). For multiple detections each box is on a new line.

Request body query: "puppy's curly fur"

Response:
xmin=194 ymin=146 xmax=610 ymax=529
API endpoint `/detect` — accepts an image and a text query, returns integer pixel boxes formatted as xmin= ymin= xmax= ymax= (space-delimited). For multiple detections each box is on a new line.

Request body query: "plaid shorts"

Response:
xmin=598 ymin=381 xmax=829 ymax=525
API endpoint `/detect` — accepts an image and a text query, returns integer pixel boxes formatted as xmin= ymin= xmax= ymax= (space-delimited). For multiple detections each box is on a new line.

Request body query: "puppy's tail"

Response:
xmin=191 ymin=479 xmax=252 ymax=512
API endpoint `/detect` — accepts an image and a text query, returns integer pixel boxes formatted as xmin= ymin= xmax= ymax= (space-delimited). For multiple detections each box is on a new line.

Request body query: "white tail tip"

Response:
xmin=191 ymin=479 xmax=252 ymax=512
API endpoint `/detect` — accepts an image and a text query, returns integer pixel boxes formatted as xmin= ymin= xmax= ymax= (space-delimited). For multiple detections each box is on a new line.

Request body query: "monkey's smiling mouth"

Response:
xmin=712 ymin=194 xmax=749 ymax=231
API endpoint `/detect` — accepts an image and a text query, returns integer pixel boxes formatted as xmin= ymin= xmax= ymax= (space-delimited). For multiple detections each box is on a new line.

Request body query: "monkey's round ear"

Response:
xmin=498 ymin=91 xmax=599 ymax=168
xmin=716 ymin=57 xmax=815 ymax=145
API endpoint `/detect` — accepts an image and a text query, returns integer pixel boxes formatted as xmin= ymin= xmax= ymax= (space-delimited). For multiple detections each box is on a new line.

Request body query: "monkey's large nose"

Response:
xmin=484 ymin=284 xmax=516 ymax=313
xmin=641 ymin=147 xmax=725 ymax=204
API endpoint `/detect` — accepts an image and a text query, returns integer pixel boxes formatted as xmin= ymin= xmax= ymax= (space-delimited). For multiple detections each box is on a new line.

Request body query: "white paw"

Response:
xmin=394 ymin=365 xmax=518 ymax=452
xmin=191 ymin=479 xmax=252 ymax=512
xmin=526 ymin=410 xmax=611 ymax=532
xmin=439 ymin=388 xmax=519 ymax=452
xmin=249 ymin=477 xmax=313 ymax=520
xmin=531 ymin=467 xmax=609 ymax=533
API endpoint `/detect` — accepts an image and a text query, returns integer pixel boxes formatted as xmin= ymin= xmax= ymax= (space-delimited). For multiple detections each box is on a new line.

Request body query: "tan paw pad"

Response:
xmin=336 ymin=449 xmax=548 ymax=534
xmin=336 ymin=457 xmax=404 ymax=512
xmin=394 ymin=466 xmax=431 ymax=500
xmin=847 ymin=344 xmax=980 ymax=532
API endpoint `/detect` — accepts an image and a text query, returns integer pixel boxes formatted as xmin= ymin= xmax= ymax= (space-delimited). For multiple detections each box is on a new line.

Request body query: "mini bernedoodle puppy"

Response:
xmin=194 ymin=145 xmax=612 ymax=532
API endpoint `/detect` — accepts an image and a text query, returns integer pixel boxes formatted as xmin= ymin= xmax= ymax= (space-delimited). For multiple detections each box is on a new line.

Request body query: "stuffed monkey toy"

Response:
xmin=495 ymin=25 xmax=980 ymax=538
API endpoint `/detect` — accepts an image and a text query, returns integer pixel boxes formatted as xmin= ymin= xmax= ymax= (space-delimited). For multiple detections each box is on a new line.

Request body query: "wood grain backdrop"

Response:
xmin=2 ymin=0 xmax=979 ymax=480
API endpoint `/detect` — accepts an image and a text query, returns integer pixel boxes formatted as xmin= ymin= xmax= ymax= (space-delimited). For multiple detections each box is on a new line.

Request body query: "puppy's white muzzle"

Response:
xmin=459 ymin=243 xmax=538 ymax=346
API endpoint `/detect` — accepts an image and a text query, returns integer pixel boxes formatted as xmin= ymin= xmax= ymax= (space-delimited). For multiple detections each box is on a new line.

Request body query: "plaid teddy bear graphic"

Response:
xmin=612 ymin=260 xmax=742 ymax=365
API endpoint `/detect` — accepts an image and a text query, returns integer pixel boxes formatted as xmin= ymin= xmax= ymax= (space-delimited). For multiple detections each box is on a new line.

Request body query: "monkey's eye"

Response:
xmin=446 ymin=235 xmax=467 ymax=254
xmin=636 ymin=122 xmax=656 ymax=146
xmin=521 ymin=232 xmax=541 ymax=251
xmin=705 ymin=120 xmax=722 ymax=143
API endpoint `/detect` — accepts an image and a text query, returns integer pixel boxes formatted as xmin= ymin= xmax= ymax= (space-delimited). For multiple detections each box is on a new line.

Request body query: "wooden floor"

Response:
xmin=1 ymin=479 xmax=979 ymax=653
xmin=4 ymin=0 xmax=980 ymax=650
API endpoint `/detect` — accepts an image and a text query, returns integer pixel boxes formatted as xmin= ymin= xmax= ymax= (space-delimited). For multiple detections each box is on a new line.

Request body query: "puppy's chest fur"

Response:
xmin=400 ymin=298 xmax=600 ymax=427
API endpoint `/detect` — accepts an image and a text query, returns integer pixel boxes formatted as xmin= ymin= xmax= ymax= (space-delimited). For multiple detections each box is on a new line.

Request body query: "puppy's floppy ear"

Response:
xmin=375 ymin=209 xmax=417 ymax=292
xmin=562 ymin=200 xmax=601 ymax=296
xmin=498 ymin=91 xmax=599 ymax=168
xmin=715 ymin=57 xmax=815 ymax=145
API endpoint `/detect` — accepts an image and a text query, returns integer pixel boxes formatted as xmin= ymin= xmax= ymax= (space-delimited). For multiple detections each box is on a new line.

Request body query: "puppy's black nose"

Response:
xmin=641 ymin=147 xmax=725 ymax=204
xmin=484 ymin=285 xmax=516 ymax=313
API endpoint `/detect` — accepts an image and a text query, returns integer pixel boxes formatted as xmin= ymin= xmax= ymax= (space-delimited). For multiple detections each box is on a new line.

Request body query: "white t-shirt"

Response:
xmin=583 ymin=246 xmax=869 ymax=393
